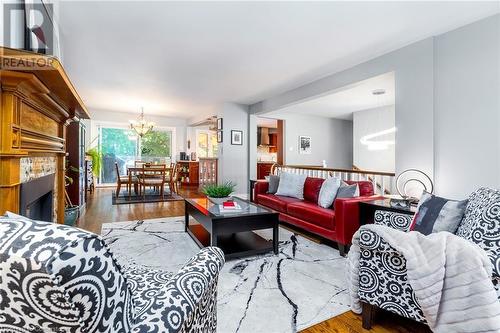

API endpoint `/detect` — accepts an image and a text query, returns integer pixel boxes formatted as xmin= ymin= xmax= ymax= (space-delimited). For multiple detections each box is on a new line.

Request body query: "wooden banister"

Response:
xmin=352 ymin=165 xmax=393 ymax=195
xmin=199 ymin=158 xmax=218 ymax=186
xmin=271 ymin=164 xmax=395 ymax=177
xmin=270 ymin=164 xmax=395 ymax=195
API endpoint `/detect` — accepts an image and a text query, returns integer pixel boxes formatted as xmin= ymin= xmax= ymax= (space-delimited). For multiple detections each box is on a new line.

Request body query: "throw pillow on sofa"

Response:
xmin=275 ymin=172 xmax=307 ymax=199
xmin=266 ymin=175 xmax=280 ymax=194
xmin=410 ymin=191 xmax=468 ymax=235
xmin=318 ymin=177 xmax=341 ymax=208
xmin=345 ymin=180 xmax=372 ymax=196
xmin=303 ymin=177 xmax=325 ymax=203
xmin=336 ymin=182 xmax=359 ymax=198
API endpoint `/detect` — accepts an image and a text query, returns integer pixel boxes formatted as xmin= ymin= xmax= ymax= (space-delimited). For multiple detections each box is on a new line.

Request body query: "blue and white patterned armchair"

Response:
xmin=0 ymin=214 xmax=225 ymax=333
xmin=358 ymin=187 xmax=500 ymax=329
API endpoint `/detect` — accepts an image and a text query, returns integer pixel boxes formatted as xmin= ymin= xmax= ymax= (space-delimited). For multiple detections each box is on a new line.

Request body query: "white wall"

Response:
xmin=217 ymin=103 xmax=249 ymax=195
xmin=250 ymin=38 xmax=435 ymax=181
xmin=84 ymin=108 xmax=187 ymax=161
xmin=185 ymin=126 xmax=197 ymax=155
xmin=248 ymin=114 xmax=258 ymax=180
xmin=280 ymin=114 xmax=353 ymax=168
xmin=434 ymin=15 xmax=500 ymax=198
xmin=250 ymin=14 xmax=500 ymax=197
xmin=353 ymin=106 xmax=395 ymax=173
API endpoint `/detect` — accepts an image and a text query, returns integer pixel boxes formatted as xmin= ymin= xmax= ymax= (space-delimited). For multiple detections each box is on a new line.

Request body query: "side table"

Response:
xmin=249 ymin=179 xmax=267 ymax=202
xmin=359 ymin=199 xmax=416 ymax=225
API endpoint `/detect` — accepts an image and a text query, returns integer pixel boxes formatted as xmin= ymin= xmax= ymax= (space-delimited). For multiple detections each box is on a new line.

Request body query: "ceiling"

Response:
xmin=58 ymin=1 xmax=499 ymax=119
xmin=265 ymin=72 xmax=395 ymax=120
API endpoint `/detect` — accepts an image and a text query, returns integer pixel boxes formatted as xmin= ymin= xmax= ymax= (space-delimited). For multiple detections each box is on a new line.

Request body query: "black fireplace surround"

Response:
xmin=19 ymin=174 xmax=54 ymax=222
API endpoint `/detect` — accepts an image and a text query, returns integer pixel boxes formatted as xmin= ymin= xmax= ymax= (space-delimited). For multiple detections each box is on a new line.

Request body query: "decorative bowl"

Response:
xmin=207 ymin=196 xmax=230 ymax=205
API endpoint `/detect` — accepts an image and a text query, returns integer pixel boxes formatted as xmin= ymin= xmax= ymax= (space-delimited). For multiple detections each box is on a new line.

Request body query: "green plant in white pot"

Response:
xmin=202 ymin=181 xmax=236 ymax=205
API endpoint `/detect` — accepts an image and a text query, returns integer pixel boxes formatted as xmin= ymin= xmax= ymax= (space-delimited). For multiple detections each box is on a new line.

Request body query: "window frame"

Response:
xmin=90 ymin=120 xmax=177 ymax=185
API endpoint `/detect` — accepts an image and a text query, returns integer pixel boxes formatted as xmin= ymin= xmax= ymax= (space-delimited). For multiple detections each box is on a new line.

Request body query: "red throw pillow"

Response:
xmin=345 ymin=181 xmax=374 ymax=196
xmin=303 ymin=177 xmax=325 ymax=203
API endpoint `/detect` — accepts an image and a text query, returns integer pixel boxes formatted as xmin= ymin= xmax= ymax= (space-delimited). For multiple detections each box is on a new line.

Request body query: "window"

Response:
xmin=140 ymin=130 xmax=172 ymax=163
xmin=197 ymin=130 xmax=218 ymax=158
xmin=96 ymin=124 xmax=175 ymax=184
xmin=99 ymin=127 xmax=138 ymax=184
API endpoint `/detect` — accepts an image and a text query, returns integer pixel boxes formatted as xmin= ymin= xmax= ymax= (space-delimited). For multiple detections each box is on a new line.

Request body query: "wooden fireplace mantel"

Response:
xmin=0 ymin=47 xmax=89 ymax=223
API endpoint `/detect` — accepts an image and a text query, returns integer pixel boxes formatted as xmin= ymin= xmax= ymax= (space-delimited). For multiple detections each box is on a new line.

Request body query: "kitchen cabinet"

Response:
xmin=269 ymin=133 xmax=278 ymax=147
xmin=269 ymin=133 xmax=278 ymax=153
xmin=257 ymin=163 xmax=273 ymax=180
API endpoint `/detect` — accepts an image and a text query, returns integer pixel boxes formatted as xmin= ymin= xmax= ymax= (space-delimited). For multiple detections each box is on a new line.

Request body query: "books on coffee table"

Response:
xmin=219 ymin=201 xmax=242 ymax=212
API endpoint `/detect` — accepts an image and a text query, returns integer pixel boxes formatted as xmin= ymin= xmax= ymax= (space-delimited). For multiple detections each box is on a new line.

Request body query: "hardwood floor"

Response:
xmin=79 ymin=187 xmax=430 ymax=333
xmin=77 ymin=186 xmax=203 ymax=234
xmin=301 ymin=310 xmax=430 ymax=333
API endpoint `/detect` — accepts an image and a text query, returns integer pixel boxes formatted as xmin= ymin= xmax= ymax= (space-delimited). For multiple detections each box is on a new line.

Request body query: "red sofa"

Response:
xmin=253 ymin=178 xmax=382 ymax=256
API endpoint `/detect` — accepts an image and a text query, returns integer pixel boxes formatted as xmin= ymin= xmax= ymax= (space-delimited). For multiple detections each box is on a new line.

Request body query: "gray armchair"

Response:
xmin=0 ymin=214 xmax=225 ymax=333
xmin=358 ymin=187 xmax=500 ymax=329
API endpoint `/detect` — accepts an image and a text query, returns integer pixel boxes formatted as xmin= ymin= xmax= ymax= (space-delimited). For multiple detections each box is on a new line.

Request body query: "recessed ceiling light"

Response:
xmin=372 ymin=89 xmax=386 ymax=95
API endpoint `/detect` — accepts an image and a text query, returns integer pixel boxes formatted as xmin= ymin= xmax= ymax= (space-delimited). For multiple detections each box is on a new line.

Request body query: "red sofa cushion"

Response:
xmin=256 ymin=194 xmax=301 ymax=213
xmin=253 ymin=181 xmax=269 ymax=198
xmin=303 ymin=177 xmax=325 ymax=203
xmin=345 ymin=180 xmax=374 ymax=196
xmin=287 ymin=201 xmax=335 ymax=230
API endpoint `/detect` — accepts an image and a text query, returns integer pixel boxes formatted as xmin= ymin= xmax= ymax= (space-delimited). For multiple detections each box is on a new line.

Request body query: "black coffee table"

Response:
xmin=184 ymin=197 xmax=279 ymax=259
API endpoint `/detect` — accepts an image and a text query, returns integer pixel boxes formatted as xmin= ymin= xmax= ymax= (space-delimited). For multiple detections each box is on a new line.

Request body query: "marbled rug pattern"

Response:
xmin=102 ymin=217 xmax=350 ymax=333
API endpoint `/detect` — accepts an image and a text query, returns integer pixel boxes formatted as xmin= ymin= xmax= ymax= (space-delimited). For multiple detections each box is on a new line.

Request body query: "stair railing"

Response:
xmin=270 ymin=164 xmax=395 ymax=195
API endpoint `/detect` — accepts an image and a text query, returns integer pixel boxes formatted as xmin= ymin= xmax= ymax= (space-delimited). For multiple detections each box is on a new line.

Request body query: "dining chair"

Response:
xmin=115 ymin=163 xmax=136 ymax=198
xmin=147 ymin=163 xmax=167 ymax=180
xmin=138 ymin=165 xmax=167 ymax=199
xmin=169 ymin=163 xmax=180 ymax=194
xmin=133 ymin=161 xmax=147 ymax=183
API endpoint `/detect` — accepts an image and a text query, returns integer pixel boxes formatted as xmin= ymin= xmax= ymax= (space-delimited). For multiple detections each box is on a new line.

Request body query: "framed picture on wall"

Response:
xmin=217 ymin=118 xmax=223 ymax=130
xmin=217 ymin=131 xmax=223 ymax=143
xmin=299 ymin=136 xmax=311 ymax=154
xmin=231 ymin=130 xmax=243 ymax=145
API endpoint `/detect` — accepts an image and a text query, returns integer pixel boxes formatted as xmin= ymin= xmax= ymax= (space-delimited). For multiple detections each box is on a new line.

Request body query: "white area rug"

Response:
xmin=102 ymin=217 xmax=350 ymax=333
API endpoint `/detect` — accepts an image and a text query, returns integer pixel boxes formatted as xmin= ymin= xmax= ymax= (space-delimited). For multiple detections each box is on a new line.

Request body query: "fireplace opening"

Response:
xmin=19 ymin=174 xmax=55 ymax=222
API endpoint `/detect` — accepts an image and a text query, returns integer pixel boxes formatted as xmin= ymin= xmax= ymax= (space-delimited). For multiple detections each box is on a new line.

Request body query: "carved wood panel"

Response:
xmin=21 ymin=102 xmax=59 ymax=137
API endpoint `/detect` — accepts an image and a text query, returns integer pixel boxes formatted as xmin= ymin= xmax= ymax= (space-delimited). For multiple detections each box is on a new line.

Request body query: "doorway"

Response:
xmin=255 ymin=117 xmax=284 ymax=179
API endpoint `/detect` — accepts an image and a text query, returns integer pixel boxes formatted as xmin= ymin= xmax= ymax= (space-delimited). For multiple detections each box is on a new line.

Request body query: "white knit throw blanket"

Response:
xmin=347 ymin=224 xmax=500 ymax=333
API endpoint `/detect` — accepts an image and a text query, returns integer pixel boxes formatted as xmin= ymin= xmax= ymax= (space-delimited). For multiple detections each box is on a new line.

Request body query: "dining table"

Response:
xmin=126 ymin=165 xmax=173 ymax=198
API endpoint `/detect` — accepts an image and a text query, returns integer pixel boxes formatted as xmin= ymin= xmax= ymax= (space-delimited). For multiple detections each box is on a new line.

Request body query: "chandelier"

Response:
xmin=129 ymin=107 xmax=155 ymax=137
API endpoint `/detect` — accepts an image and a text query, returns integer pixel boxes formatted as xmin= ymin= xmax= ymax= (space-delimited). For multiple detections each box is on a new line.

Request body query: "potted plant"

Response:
xmin=64 ymin=164 xmax=80 ymax=226
xmin=202 ymin=181 xmax=236 ymax=205
xmin=85 ymin=147 xmax=102 ymax=177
